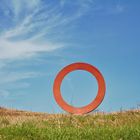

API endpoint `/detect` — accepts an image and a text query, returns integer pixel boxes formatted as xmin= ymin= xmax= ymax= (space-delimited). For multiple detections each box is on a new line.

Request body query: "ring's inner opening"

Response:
xmin=61 ymin=70 xmax=98 ymax=108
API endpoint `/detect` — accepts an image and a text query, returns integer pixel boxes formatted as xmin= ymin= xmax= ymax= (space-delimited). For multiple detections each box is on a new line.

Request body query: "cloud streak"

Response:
xmin=0 ymin=0 xmax=93 ymax=98
xmin=0 ymin=0 xmax=93 ymax=60
xmin=0 ymin=39 xmax=63 ymax=60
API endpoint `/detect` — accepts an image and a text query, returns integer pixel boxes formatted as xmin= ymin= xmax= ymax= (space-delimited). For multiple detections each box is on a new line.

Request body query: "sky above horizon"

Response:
xmin=0 ymin=0 xmax=140 ymax=113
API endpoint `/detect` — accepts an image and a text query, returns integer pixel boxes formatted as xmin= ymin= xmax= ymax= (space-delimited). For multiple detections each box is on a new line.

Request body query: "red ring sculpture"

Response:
xmin=53 ymin=62 xmax=106 ymax=115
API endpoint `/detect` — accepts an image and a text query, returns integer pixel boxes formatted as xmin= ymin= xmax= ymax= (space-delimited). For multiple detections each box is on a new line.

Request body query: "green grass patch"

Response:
xmin=0 ymin=110 xmax=140 ymax=140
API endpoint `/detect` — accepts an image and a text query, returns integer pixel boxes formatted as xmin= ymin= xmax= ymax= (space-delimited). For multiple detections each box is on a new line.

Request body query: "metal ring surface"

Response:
xmin=53 ymin=62 xmax=106 ymax=114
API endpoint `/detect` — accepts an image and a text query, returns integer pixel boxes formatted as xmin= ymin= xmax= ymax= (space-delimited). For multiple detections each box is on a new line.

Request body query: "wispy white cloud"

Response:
xmin=0 ymin=70 xmax=42 ymax=98
xmin=93 ymin=4 xmax=124 ymax=15
xmin=0 ymin=1 xmax=61 ymax=60
xmin=0 ymin=39 xmax=63 ymax=60
xmin=0 ymin=0 xmax=93 ymax=61
xmin=0 ymin=0 xmax=93 ymax=99
xmin=11 ymin=0 xmax=40 ymax=17
xmin=0 ymin=71 xmax=41 ymax=84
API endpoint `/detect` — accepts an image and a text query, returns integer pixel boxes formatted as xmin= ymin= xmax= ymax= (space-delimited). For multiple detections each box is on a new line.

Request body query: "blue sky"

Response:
xmin=0 ymin=0 xmax=140 ymax=113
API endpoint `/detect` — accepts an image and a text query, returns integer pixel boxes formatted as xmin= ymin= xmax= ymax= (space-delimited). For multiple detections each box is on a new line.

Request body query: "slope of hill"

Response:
xmin=0 ymin=107 xmax=140 ymax=140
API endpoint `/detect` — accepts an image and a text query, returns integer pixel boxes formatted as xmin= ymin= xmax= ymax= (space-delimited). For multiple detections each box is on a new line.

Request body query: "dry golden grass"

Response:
xmin=0 ymin=107 xmax=140 ymax=140
xmin=0 ymin=107 xmax=140 ymax=127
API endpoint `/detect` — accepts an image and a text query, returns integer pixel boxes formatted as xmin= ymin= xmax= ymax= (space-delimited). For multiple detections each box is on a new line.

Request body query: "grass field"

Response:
xmin=0 ymin=107 xmax=140 ymax=140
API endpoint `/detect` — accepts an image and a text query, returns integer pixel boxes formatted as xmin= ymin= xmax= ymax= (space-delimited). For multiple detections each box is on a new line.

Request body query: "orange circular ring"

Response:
xmin=53 ymin=62 xmax=106 ymax=114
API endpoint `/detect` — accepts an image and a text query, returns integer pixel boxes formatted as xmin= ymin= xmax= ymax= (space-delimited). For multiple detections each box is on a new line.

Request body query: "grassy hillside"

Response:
xmin=0 ymin=107 xmax=140 ymax=140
